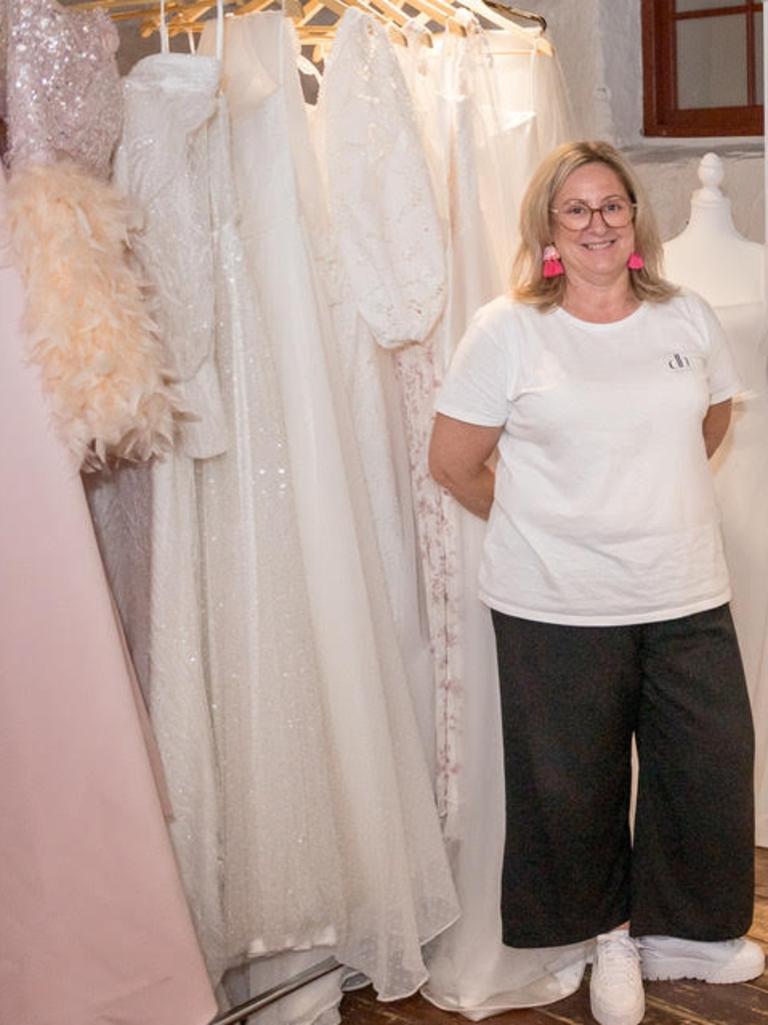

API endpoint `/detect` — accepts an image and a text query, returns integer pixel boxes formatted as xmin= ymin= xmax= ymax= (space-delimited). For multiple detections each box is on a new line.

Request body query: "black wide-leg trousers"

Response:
xmin=491 ymin=604 xmax=755 ymax=948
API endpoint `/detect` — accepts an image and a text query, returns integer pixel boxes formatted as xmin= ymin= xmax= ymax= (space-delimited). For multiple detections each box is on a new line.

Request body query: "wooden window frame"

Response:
xmin=642 ymin=0 xmax=763 ymax=137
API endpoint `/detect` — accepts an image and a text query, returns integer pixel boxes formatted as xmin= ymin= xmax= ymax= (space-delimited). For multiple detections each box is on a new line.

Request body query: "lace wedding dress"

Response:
xmin=201 ymin=9 xmax=458 ymax=1017
xmin=312 ymin=8 xmax=444 ymax=764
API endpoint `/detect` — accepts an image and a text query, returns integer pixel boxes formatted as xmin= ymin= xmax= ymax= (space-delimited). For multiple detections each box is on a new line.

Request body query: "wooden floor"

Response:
xmin=340 ymin=849 xmax=768 ymax=1025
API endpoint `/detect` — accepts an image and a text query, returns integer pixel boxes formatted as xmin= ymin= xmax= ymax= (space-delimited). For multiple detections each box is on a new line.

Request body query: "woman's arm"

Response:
xmin=703 ymin=398 xmax=732 ymax=458
xmin=429 ymin=413 xmax=504 ymax=520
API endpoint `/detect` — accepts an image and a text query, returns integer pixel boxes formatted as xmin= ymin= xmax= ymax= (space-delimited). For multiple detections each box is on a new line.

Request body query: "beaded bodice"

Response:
xmin=7 ymin=0 xmax=122 ymax=179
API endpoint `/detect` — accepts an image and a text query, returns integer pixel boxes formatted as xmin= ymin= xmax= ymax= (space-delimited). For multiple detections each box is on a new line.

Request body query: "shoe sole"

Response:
xmin=590 ymin=993 xmax=645 ymax=1025
xmin=642 ymin=956 xmax=765 ymax=985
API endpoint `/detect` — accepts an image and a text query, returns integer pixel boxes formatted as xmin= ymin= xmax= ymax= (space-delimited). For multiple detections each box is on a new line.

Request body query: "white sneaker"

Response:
xmin=639 ymin=935 xmax=765 ymax=984
xmin=590 ymin=928 xmax=645 ymax=1025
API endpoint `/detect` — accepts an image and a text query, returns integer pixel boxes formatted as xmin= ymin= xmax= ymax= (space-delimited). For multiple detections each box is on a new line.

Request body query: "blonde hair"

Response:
xmin=511 ymin=140 xmax=678 ymax=310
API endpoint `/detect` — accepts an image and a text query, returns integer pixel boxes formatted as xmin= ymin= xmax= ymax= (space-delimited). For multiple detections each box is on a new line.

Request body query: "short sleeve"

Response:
xmin=435 ymin=313 xmax=513 ymax=426
xmin=690 ymin=294 xmax=742 ymax=404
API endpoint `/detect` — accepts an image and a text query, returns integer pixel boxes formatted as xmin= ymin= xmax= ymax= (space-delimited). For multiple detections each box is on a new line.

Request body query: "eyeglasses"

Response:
xmin=550 ymin=197 xmax=637 ymax=231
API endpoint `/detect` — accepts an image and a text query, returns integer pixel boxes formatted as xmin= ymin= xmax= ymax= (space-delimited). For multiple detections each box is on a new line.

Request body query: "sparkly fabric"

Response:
xmin=111 ymin=47 xmax=345 ymax=983
xmin=202 ymin=9 xmax=459 ymax=1006
xmin=0 ymin=2 xmax=8 ymax=120
xmin=114 ymin=54 xmax=226 ymax=458
xmin=199 ymin=97 xmax=344 ymax=966
xmin=5 ymin=0 xmax=178 ymax=469
xmin=7 ymin=0 xmax=122 ymax=179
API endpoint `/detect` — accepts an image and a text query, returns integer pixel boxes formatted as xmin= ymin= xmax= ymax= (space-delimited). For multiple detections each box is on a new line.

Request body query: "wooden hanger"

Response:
xmin=69 ymin=1 xmax=166 ymax=10
xmin=70 ymin=0 xmax=189 ymax=21
xmin=402 ymin=0 xmax=457 ymax=32
xmin=68 ymin=0 xmax=548 ymax=51
xmin=299 ymin=0 xmax=439 ymax=36
xmin=231 ymin=0 xmax=281 ymax=16
xmin=66 ymin=0 xmax=222 ymax=36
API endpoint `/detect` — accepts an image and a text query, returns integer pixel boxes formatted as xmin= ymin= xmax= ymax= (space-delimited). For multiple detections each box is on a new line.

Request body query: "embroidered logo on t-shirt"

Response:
xmin=667 ymin=353 xmax=694 ymax=371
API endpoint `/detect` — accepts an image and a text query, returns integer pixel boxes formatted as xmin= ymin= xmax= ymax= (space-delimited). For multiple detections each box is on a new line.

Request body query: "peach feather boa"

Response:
xmin=7 ymin=160 xmax=181 ymax=470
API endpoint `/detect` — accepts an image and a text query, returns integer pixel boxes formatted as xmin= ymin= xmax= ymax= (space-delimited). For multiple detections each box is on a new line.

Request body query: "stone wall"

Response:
xmin=535 ymin=0 xmax=764 ymax=244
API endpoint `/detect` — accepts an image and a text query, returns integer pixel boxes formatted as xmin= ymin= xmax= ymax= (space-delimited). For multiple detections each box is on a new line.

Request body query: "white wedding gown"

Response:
xmin=114 ymin=45 xmax=226 ymax=978
xmin=201 ymin=9 xmax=459 ymax=1018
xmin=710 ymin=303 xmax=768 ymax=846
xmin=663 ymin=179 xmax=768 ymax=850
xmin=114 ymin=14 xmax=346 ymax=983
xmin=398 ymin=22 xmax=589 ymax=1018
xmin=311 ymin=10 xmax=444 ymax=761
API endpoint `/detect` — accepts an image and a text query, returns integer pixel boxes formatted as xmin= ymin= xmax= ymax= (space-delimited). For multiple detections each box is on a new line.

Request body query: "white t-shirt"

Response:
xmin=436 ymin=292 xmax=741 ymax=625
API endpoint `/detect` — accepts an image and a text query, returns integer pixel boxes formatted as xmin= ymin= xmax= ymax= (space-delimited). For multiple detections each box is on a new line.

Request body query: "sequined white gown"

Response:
xmin=115 ymin=40 xmax=345 ymax=982
xmin=200 ymin=9 xmax=458 ymax=1011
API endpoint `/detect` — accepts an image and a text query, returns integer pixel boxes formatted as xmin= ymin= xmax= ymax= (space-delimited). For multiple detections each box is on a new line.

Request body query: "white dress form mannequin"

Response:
xmin=664 ymin=153 xmax=768 ymax=847
xmin=663 ymin=152 xmax=764 ymax=306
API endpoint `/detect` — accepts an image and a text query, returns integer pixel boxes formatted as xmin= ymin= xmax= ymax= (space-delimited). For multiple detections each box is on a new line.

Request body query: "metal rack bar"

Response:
xmin=209 ymin=957 xmax=342 ymax=1025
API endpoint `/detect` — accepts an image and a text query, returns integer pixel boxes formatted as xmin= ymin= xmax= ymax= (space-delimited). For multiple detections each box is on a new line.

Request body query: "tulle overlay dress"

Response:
xmin=199 ymin=13 xmax=460 ymax=1004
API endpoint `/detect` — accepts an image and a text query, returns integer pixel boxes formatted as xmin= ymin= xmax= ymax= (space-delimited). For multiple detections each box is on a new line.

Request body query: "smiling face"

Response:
xmin=550 ymin=162 xmax=636 ymax=289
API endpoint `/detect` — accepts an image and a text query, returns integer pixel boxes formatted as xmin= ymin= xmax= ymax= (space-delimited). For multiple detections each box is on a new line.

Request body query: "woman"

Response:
xmin=429 ymin=141 xmax=763 ymax=1025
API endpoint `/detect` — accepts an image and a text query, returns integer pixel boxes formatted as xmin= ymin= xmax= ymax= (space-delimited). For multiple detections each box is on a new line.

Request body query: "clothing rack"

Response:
xmin=485 ymin=1 xmax=545 ymax=32
xmin=47 ymin=1 xmax=545 ymax=1020
xmin=68 ymin=0 xmax=547 ymax=38
xmin=208 ymin=957 xmax=341 ymax=1025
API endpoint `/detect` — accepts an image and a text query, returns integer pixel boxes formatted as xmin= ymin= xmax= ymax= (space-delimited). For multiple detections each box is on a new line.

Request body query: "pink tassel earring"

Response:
xmin=627 ymin=252 xmax=645 ymax=270
xmin=542 ymin=244 xmax=564 ymax=278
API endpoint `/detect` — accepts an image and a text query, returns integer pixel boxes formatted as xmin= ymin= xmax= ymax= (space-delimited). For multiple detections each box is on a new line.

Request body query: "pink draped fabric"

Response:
xmin=0 ymin=167 xmax=216 ymax=1025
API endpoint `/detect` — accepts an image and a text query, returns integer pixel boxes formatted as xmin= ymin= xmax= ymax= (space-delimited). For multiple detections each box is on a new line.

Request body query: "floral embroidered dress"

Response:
xmin=313 ymin=8 xmax=446 ymax=767
xmin=399 ymin=20 xmax=589 ymax=1019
